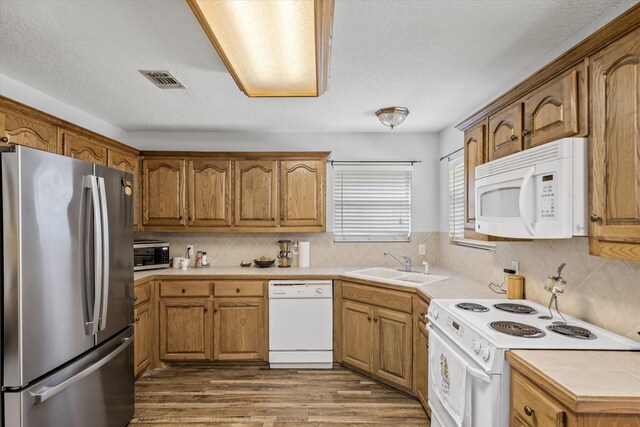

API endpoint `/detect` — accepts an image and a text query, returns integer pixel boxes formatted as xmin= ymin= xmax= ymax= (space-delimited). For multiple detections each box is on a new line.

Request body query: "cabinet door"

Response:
xmin=62 ymin=130 xmax=107 ymax=165
xmin=109 ymin=150 xmax=140 ymax=229
xmin=187 ymin=159 xmax=232 ymax=227
xmin=414 ymin=321 xmax=429 ymax=412
xmin=464 ymin=123 xmax=485 ymax=233
xmin=590 ymin=28 xmax=640 ymax=261
xmin=213 ymin=298 xmax=265 ymax=361
xmin=488 ymin=103 xmax=523 ymax=161
xmin=373 ymin=308 xmax=412 ymax=389
xmin=0 ymin=108 xmax=59 ymax=153
xmin=142 ymin=158 xmax=186 ymax=227
xmin=134 ymin=301 xmax=151 ymax=377
xmin=159 ymin=298 xmax=212 ymax=361
xmin=523 ymin=67 xmax=580 ymax=149
xmin=280 ymin=159 xmax=325 ymax=227
xmin=341 ymin=300 xmax=374 ymax=372
xmin=234 ymin=160 xmax=278 ymax=227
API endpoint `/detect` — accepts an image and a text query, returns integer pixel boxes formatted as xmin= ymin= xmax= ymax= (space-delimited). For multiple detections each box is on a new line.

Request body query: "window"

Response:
xmin=448 ymin=156 xmax=465 ymax=240
xmin=333 ymin=165 xmax=412 ymax=242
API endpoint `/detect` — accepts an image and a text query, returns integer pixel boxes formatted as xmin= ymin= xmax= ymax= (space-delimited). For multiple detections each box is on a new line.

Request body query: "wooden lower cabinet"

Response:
xmin=413 ymin=296 xmax=430 ymax=414
xmin=342 ymin=300 xmax=374 ymax=372
xmin=159 ymin=297 xmax=213 ymax=361
xmin=134 ymin=301 xmax=152 ymax=377
xmin=213 ymin=298 xmax=266 ymax=361
xmin=341 ymin=299 xmax=412 ymax=390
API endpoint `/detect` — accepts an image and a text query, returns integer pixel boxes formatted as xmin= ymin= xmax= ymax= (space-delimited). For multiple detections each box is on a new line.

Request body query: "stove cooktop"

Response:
xmin=430 ymin=299 xmax=640 ymax=350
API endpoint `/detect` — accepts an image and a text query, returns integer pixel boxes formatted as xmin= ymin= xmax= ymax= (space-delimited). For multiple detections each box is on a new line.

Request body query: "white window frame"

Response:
xmin=333 ymin=165 xmax=412 ymax=242
xmin=448 ymin=153 xmax=496 ymax=250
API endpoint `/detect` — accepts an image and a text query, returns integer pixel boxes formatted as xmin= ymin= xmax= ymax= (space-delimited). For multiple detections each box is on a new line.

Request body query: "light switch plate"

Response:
xmin=418 ymin=244 xmax=426 ymax=256
xmin=511 ymin=260 xmax=519 ymax=274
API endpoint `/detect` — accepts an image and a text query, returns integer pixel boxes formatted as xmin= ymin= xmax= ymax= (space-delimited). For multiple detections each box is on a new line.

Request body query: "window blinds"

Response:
xmin=333 ymin=166 xmax=412 ymax=242
xmin=448 ymin=156 xmax=465 ymax=240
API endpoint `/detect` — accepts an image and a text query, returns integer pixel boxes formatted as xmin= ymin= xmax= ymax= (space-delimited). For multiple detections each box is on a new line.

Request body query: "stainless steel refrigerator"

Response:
xmin=1 ymin=145 xmax=134 ymax=426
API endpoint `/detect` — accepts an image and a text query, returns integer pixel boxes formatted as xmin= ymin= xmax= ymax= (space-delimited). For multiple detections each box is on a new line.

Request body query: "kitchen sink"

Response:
xmin=345 ymin=268 xmax=449 ymax=287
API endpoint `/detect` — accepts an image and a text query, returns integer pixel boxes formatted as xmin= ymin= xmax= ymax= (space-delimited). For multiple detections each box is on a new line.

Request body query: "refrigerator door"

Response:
xmin=4 ymin=327 xmax=134 ymax=427
xmin=94 ymin=165 xmax=134 ymax=344
xmin=2 ymin=146 xmax=96 ymax=388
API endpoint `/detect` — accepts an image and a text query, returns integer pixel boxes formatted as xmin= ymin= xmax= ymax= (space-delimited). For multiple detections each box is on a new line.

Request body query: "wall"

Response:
xmin=129 ymin=131 xmax=441 ymax=232
xmin=0 ymin=73 xmax=128 ymax=142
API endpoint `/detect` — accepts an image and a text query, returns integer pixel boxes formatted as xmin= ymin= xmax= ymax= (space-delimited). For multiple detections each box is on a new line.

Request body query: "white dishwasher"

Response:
xmin=268 ymin=280 xmax=333 ymax=369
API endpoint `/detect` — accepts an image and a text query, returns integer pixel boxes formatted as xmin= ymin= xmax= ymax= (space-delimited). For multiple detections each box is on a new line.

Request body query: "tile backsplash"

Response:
xmin=135 ymin=231 xmax=439 ymax=269
xmin=136 ymin=231 xmax=640 ymax=342
xmin=438 ymin=233 xmax=640 ymax=343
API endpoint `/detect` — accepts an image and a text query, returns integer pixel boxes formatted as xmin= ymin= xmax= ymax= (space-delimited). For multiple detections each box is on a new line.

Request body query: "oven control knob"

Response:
xmin=316 ymin=288 xmax=323 ymax=294
xmin=432 ymin=308 xmax=440 ymax=320
xmin=480 ymin=347 xmax=491 ymax=361
xmin=472 ymin=340 xmax=481 ymax=354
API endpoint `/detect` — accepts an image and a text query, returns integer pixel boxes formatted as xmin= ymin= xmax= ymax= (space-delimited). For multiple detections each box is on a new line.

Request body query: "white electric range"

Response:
xmin=426 ymin=299 xmax=640 ymax=427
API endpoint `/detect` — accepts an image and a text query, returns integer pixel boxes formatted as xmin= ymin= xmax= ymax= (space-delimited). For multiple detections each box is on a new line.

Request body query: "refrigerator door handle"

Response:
xmin=97 ymin=176 xmax=110 ymax=331
xmin=83 ymin=175 xmax=102 ymax=336
xmin=28 ymin=337 xmax=132 ymax=403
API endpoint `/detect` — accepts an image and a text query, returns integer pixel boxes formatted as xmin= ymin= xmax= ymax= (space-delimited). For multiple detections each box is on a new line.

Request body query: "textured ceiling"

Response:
xmin=0 ymin=0 xmax=634 ymax=133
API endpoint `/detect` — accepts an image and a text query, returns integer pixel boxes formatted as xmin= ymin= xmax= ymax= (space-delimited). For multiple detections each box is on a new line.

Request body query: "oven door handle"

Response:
xmin=467 ymin=365 xmax=491 ymax=383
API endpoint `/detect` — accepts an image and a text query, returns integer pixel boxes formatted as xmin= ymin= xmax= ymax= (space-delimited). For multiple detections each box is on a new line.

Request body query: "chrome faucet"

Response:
xmin=384 ymin=251 xmax=413 ymax=272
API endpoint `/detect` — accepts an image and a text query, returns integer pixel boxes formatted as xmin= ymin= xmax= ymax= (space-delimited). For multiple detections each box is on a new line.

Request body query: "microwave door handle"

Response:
xmin=519 ymin=167 xmax=536 ymax=236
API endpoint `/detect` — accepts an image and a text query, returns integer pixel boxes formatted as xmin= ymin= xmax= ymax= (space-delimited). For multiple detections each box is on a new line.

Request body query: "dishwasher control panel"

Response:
xmin=268 ymin=280 xmax=333 ymax=299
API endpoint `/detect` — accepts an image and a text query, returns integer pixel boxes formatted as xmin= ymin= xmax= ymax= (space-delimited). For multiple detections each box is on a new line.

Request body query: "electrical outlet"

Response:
xmin=187 ymin=245 xmax=194 ymax=259
xmin=511 ymin=260 xmax=519 ymax=274
xmin=418 ymin=244 xmax=426 ymax=256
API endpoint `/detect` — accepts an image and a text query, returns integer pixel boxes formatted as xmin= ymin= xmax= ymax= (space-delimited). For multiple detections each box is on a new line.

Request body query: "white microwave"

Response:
xmin=475 ymin=138 xmax=587 ymax=239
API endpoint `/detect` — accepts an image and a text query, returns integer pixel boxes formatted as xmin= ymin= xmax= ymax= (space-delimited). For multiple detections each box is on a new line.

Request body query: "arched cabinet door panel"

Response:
xmin=280 ymin=160 xmax=325 ymax=227
xmin=0 ymin=108 xmax=59 ymax=153
xmin=234 ymin=160 xmax=278 ymax=227
xmin=488 ymin=103 xmax=523 ymax=161
xmin=142 ymin=158 xmax=186 ymax=227
xmin=188 ymin=159 xmax=232 ymax=227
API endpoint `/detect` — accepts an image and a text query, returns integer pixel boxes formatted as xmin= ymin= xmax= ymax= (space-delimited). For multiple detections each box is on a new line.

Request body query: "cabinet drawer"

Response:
xmin=342 ymin=282 xmax=412 ymax=313
xmin=134 ymin=282 xmax=152 ymax=306
xmin=512 ymin=370 xmax=565 ymax=427
xmin=214 ymin=281 xmax=264 ymax=297
xmin=160 ymin=281 xmax=212 ymax=297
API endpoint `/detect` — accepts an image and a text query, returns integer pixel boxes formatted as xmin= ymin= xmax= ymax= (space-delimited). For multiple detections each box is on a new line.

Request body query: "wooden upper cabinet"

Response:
xmin=0 ymin=108 xmax=59 ymax=153
xmin=188 ymin=159 xmax=232 ymax=227
xmin=109 ymin=150 xmax=139 ymax=229
xmin=62 ymin=130 xmax=108 ymax=165
xmin=523 ymin=61 xmax=587 ymax=149
xmin=280 ymin=160 xmax=325 ymax=228
xmin=488 ymin=103 xmax=523 ymax=161
xmin=464 ymin=123 xmax=485 ymax=233
xmin=589 ymin=27 xmax=640 ymax=261
xmin=142 ymin=158 xmax=186 ymax=227
xmin=234 ymin=160 xmax=278 ymax=227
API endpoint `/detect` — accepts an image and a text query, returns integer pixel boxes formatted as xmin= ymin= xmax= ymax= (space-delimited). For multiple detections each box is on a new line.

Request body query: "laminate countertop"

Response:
xmin=133 ymin=265 xmax=505 ymax=301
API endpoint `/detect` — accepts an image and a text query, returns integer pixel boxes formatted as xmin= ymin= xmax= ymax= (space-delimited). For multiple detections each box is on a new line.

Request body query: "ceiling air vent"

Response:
xmin=139 ymin=70 xmax=185 ymax=89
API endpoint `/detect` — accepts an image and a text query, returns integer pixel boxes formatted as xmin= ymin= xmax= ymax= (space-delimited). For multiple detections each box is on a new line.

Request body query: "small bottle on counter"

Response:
xmin=196 ymin=251 xmax=203 ymax=267
xmin=202 ymin=252 xmax=209 ymax=266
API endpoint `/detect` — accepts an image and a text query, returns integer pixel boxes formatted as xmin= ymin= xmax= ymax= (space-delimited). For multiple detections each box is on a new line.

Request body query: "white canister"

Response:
xmin=173 ymin=257 xmax=183 ymax=269
xmin=298 ymin=241 xmax=310 ymax=268
xmin=181 ymin=258 xmax=190 ymax=269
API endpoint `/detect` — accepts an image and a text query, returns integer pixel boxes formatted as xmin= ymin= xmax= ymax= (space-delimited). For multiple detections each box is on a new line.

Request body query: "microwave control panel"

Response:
xmin=538 ymin=173 xmax=556 ymax=220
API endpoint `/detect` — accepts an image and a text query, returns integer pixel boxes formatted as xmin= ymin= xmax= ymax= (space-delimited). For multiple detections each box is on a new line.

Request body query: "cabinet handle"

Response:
xmin=134 ymin=296 xmax=138 ymax=301
xmin=521 ymin=129 xmax=530 ymax=137
xmin=524 ymin=406 xmax=534 ymax=417
xmin=188 ymin=216 xmax=193 ymax=221
xmin=135 ymin=317 xmax=140 ymax=322
xmin=589 ymin=214 xmax=601 ymax=223
xmin=271 ymin=217 xmax=276 ymax=221
xmin=236 ymin=288 xmax=241 ymax=293
xmin=373 ymin=317 xmax=378 ymax=322
xmin=181 ymin=288 xmax=186 ymax=294
xmin=179 ymin=216 xmax=182 ymax=220
xmin=367 ymin=315 xmax=372 ymax=321
xmin=510 ymin=135 xmax=519 ymax=141
xmin=214 ymin=308 xmax=218 ymax=313
xmin=204 ymin=307 xmax=208 ymax=312
xmin=1 ymin=136 xmax=8 ymax=143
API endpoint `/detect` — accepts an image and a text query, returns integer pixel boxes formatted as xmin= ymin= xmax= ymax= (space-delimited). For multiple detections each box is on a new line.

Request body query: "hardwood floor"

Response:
xmin=131 ymin=366 xmax=430 ymax=426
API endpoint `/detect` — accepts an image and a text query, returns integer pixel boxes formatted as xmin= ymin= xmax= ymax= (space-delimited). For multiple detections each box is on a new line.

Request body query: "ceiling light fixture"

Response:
xmin=186 ymin=0 xmax=334 ymax=97
xmin=375 ymin=107 xmax=410 ymax=129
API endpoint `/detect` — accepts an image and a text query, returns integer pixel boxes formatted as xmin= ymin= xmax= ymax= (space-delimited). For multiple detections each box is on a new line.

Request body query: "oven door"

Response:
xmin=428 ymin=324 xmax=504 ymax=427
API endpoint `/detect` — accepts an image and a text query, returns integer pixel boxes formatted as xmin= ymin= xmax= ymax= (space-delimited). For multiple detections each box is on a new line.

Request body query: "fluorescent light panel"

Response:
xmin=188 ymin=0 xmax=333 ymax=97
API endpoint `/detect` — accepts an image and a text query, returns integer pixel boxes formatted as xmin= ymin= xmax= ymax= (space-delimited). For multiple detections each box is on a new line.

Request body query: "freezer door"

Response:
xmin=2 ymin=147 xmax=96 ymax=388
xmin=94 ymin=165 xmax=134 ymax=344
xmin=4 ymin=327 xmax=134 ymax=427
